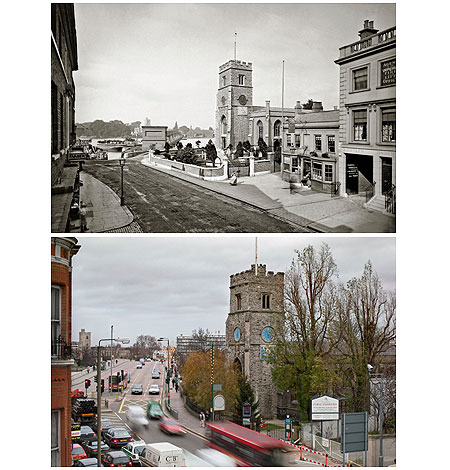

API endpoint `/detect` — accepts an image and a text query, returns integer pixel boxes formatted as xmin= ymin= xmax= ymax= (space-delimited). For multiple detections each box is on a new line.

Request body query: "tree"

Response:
xmin=130 ymin=335 xmax=159 ymax=359
xmin=233 ymin=373 xmax=261 ymax=428
xmin=302 ymin=99 xmax=314 ymax=110
xmin=335 ymin=261 xmax=396 ymax=414
xmin=181 ymin=350 xmax=238 ymax=413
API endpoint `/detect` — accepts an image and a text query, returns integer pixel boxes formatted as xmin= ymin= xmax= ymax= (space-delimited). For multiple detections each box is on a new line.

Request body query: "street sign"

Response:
xmin=213 ymin=383 xmax=222 ymax=391
xmin=341 ymin=412 xmax=368 ymax=453
xmin=242 ymin=418 xmax=251 ymax=426
xmin=312 ymin=395 xmax=339 ymax=421
xmin=242 ymin=402 xmax=251 ymax=418
xmin=214 ymin=394 xmax=225 ymax=411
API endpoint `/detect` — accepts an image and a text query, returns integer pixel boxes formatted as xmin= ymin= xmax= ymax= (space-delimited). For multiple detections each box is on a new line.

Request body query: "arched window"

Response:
xmin=257 ymin=120 xmax=263 ymax=140
xmin=274 ymin=120 xmax=281 ymax=138
xmin=221 ymin=116 xmax=227 ymax=136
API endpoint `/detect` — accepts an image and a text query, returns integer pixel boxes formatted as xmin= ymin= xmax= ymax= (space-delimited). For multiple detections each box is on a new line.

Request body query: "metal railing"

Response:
xmin=51 ymin=335 xmax=72 ymax=360
xmin=385 ymin=185 xmax=396 ymax=214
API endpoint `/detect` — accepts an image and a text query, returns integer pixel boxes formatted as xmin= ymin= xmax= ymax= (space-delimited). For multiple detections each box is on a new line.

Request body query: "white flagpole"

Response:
xmin=234 ymin=32 xmax=237 ymax=61
xmin=281 ymin=60 xmax=285 ymax=178
xmin=255 ymin=237 xmax=258 ymax=275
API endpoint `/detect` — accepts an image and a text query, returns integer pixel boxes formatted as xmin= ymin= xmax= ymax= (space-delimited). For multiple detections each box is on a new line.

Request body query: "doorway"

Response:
xmin=381 ymin=157 xmax=393 ymax=194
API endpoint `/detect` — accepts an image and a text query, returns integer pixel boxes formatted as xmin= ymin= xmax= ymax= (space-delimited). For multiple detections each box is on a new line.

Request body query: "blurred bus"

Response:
xmin=206 ymin=421 xmax=296 ymax=466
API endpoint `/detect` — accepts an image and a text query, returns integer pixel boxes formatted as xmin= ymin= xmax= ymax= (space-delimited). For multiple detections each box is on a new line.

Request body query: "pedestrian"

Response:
xmin=172 ymin=378 xmax=175 ymax=388
xmin=199 ymin=411 xmax=205 ymax=427
xmin=175 ymin=382 xmax=179 ymax=393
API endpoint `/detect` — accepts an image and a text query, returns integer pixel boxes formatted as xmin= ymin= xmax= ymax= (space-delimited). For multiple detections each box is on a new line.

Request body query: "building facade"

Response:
xmin=335 ymin=20 xmax=396 ymax=201
xmin=141 ymin=125 xmax=168 ymax=151
xmin=226 ymin=264 xmax=284 ymax=418
xmin=51 ymin=237 xmax=80 ymax=466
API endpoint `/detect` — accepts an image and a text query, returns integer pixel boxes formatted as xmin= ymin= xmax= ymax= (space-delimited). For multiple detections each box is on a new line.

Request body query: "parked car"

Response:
xmin=126 ymin=405 xmax=149 ymax=428
xmin=92 ymin=418 xmax=114 ymax=435
xmin=147 ymin=401 xmax=164 ymax=419
xmin=159 ymin=417 xmax=186 ymax=436
xmin=72 ymin=443 xmax=87 ymax=461
xmin=149 ymin=384 xmax=160 ymax=395
xmin=131 ymin=384 xmax=143 ymax=395
xmin=103 ymin=427 xmax=134 ymax=448
xmin=101 ymin=450 xmax=133 ymax=467
xmin=121 ymin=440 xmax=146 ymax=465
xmin=82 ymin=440 xmax=110 ymax=458
xmin=72 ymin=457 xmax=99 ymax=467
xmin=80 ymin=425 xmax=97 ymax=443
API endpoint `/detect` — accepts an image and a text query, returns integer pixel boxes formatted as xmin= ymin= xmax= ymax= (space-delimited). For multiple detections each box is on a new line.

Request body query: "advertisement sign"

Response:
xmin=311 ymin=395 xmax=339 ymax=421
xmin=242 ymin=402 xmax=252 ymax=418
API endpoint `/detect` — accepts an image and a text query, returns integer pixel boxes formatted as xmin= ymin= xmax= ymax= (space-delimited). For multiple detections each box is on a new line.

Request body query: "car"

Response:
xmin=147 ymin=401 xmax=164 ymax=419
xmin=159 ymin=417 xmax=186 ymax=435
xmin=152 ymin=371 xmax=160 ymax=379
xmin=103 ymin=427 xmax=134 ymax=448
xmin=81 ymin=440 xmax=111 ymax=458
xmin=136 ymin=364 xmax=142 ymax=369
xmin=80 ymin=425 xmax=97 ymax=443
xmin=72 ymin=443 xmax=88 ymax=461
xmin=72 ymin=457 xmax=99 ymax=467
xmin=101 ymin=450 xmax=133 ymax=467
xmin=126 ymin=405 xmax=149 ymax=428
xmin=149 ymin=384 xmax=160 ymax=395
xmin=121 ymin=440 xmax=146 ymax=465
xmin=131 ymin=384 xmax=143 ymax=395
xmin=92 ymin=418 xmax=115 ymax=435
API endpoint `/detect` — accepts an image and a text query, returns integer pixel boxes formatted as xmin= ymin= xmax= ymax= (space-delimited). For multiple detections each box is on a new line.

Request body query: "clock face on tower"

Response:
xmin=261 ymin=327 xmax=273 ymax=343
xmin=234 ymin=327 xmax=241 ymax=342
xmin=238 ymin=94 xmax=248 ymax=105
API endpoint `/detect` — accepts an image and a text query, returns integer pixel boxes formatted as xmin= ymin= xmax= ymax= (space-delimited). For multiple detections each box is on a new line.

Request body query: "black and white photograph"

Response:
xmin=51 ymin=3 xmax=396 ymax=233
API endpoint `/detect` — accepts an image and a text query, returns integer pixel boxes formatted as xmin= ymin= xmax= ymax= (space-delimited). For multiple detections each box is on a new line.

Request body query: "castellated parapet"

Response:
xmin=219 ymin=60 xmax=253 ymax=73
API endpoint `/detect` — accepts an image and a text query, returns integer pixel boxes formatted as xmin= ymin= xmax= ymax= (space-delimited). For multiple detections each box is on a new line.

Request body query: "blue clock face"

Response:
xmin=261 ymin=327 xmax=273 ymax=343
xmin=234 ymin=328 xmax=241 ymax=342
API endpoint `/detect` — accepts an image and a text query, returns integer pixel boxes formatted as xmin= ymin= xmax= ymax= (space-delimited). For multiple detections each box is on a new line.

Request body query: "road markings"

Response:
xmin=183 ymin=428 xmax=208 ymax=441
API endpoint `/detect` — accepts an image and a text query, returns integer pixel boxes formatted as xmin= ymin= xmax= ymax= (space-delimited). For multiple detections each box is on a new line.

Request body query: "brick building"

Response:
xmin=226 ymin=264 xmax=284 ymax=418
xmin=335 ymin=20 xmax=396 ymax=207
xmin=51 ymin=4 xmax=80 ymax=232
xmin=51 ymin=237 xmax=80 ymax=466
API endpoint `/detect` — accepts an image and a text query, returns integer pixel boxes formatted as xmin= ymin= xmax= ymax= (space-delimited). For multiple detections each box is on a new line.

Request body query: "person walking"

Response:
xmin=199 ymin=411 xmax=205 ymax=428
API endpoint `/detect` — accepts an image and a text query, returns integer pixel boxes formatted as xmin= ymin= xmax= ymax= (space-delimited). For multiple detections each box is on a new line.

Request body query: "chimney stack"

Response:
xmin=312 ymin=101 xmax=323 ymax=112
xmin=358 ymin=19 xmax=379 ymax=40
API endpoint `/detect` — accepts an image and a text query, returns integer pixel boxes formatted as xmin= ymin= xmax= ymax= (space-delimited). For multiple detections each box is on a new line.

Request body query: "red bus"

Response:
xmin=206 ymin=421 xmax=296 ymax=466
xmin=108 ymin=371 xmax=129 ymax=391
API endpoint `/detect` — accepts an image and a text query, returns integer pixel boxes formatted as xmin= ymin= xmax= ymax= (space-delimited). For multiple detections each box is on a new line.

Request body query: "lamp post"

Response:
xmin=119 ymin=157 xmax=126 ymax=206
xmin=97 ymin=336 xmax=129 ymax=467
xmin=158 ymin=338 xmax=170 ymax=406
xmin=368 ymin=365 xmax=384 ymax=467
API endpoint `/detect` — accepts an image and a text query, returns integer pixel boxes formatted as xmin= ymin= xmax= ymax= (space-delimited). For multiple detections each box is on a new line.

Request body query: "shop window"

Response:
xmin=353 ymin=110 xmax=367 ymax=141
xmin=325 ymin=164 xmax=333 ymax=182
xmin=292 ymin=157 xmax=299 ymax=173
xmin=380 ymin=59 xmax=396 ymax=86
xmin=381 ymin=108 xmax=396 ymax=142
xmin=312 ymin=162 xmax=322 ymax=180
xmin=353 ymin=66 xmax=369 ymax=91
xmin=315 ymin=135 xmax=322 ymax=151
xmin=327 ymin=135 xmax=335 ymax=153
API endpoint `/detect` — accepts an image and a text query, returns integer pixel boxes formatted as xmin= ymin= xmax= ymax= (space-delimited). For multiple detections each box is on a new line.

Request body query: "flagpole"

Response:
xmin=281 ymin=60 xmax=285 ymax=179
xmin=255 ymin=237 xmax=258 ymax=275
xmin=234 ymin=32 xmax=237 ymax=61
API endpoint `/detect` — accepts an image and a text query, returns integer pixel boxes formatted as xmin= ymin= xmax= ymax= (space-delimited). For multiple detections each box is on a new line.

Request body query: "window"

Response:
xmin=295 ymin=134 xmax=301 ymax=148
xmin=312 ymin=162 xmax=322 ymax=180
xmin=51 ymin=286 xmax=61 ymax=346
xmin=257 ymin=121 xmax=263 ymax=140
xmin=327 ymin=135 xmax=336 ymax=153
xmin=221 ymin=116 xmax=227 ymax=136
xmin=235 ymin=294 xmax=242 ymax=310
xmin=287 ymin=134 xmax=292 ymax=147
xmin=380 ymin=59 xmax=396 ymax=86
xmin=381 ymin=108 xmax=396 ymax=142
xmin=353 ymin=66 xmax=368 ymax=91
xmin=262 ymin=294 xmax=270 ymax=309
xmin=51 ymin=410 xmax=60 ymax=466
xmin=51 ymin=81 xmax=58 ymax=154
xmin=222 ymin=76 xmax=226 ymax=87
xmin=238 ymin=74 xmax=245 ymax=85
xmin=292 ymin=157 xmax=299 ymax=173
xmin=315 ymin=135 xmax=322 ymax=151
xmin=274 ymin=121 xmax=281 ymax=137
xmin=325 ymin=164 xmax=333 ymax=182
xmin=353 ymin=110 xmax=367 ymax=141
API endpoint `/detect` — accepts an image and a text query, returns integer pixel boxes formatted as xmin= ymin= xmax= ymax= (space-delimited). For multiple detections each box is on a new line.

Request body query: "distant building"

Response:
xmin=51 ymin=237 xmax=80 ymax=467
xmin=141 ymin=125 xmax=168 ymax=151
xmin=335 ymin=20 xmax=396 ymax=204
xmin=78 ymin=328 xmax=91 ymax=349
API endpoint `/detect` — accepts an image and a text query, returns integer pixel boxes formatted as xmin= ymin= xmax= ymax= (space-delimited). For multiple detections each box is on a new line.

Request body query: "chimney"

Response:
xmin=311 ymin=101 xmax=323 ymax=112
xmin=359 ymin=19 xmax=379 ymax=40
xmin=295 ymin=100 xmax=303 ymax=115
xmin=265 ymin=100 xmax=270 ymax=112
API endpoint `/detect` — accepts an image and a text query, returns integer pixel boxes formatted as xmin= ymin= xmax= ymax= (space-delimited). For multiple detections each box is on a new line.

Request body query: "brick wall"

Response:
xmin=52 ymin=366 xmax=72 ymax=466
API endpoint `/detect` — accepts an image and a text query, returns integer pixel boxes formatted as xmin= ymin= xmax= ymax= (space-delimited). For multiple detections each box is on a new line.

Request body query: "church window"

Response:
xmin=274 ymin=120 xmax=281 ymax=137
xmin=235 ymin=294 xmax=242 ymax=310
xmin=238 ymin=74 xmax=245 ymax=85
xmin=262 ymin=294 xmax=270 ymax=309
xmin=257 ymin=121 xmax=263 ymax=140
xmin=222 ymin=75 xmax=226 ymax=86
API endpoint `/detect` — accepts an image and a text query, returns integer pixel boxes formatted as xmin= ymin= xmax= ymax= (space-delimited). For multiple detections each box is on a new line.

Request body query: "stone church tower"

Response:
xmin=215 ymin=60 xmax=253 ymax=151
xmin=226 ymin=263 xmax=284 ymax=418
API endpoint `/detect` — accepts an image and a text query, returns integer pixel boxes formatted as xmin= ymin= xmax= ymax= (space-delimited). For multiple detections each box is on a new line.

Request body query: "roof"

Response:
xmin=294 ymin=109 xmax=339 ymax=124
xmin=145 ymin=442 xmax=183 ymax=452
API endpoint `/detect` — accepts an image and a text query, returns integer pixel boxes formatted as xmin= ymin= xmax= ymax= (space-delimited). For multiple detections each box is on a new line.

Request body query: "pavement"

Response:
xmin=76 ymin=154 xmax=395 ymax=233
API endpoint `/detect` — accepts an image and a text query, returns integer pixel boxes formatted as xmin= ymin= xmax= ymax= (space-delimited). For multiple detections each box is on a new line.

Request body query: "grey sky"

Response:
xmin=72 ymin=236 xmax=395 ymax=346
xmin=73 ymin=2 xmax=395 ymax=128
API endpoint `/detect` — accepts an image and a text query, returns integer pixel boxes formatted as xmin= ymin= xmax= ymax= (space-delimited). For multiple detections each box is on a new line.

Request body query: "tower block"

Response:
xmin=226 ymin=264 xmax=284 ymax=418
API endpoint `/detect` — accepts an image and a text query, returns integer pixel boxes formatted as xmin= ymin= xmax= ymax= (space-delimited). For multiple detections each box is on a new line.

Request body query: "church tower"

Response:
xmin=226 ymin=264 xmax=284 ymax=418
xmin=215 ymin=60 xmax=253 ymax=151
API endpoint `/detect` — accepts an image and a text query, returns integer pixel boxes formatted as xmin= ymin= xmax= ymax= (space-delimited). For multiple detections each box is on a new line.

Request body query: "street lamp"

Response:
xmin=119 ymin=157 xmax=126 ymax=206
xmin=158 ymin=338 xmax=170 ymax=406
xmin=368 ymin=364 xmax=385 ymax=467
xmin=97 ymin=336 xmax=129 ymax=467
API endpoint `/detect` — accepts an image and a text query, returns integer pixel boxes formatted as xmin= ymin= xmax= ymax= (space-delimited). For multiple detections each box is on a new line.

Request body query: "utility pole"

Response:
xmin=211 ymin=342 xmax=214 ymax=422
xmin=379 ymin=381 xmax=385 ymax=467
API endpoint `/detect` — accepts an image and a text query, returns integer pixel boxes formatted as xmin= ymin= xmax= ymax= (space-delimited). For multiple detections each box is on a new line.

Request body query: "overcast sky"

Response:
xmin=72 ymin=236 xmax=395 ymax=346
xmin=73 ymin=2 xmax=396 ymax=128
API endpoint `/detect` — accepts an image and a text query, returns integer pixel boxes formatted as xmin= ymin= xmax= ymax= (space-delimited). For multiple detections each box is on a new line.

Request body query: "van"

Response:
xmin=139 ymin=442 xmax=185 ymax=467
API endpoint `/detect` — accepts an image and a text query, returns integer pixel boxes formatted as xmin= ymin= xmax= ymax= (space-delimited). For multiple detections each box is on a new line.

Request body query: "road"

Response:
xmin=82 ymin=159 xmax=303 ymax=232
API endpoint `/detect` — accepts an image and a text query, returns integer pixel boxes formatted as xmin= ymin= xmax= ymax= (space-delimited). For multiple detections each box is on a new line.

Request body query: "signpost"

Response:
xmin=341 ymin=412 xmax=368 ymax=467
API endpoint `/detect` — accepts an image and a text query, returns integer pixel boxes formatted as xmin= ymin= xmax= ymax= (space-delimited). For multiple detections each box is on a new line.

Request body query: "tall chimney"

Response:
xmin=358 ymin=19 xmax=379 ymax=40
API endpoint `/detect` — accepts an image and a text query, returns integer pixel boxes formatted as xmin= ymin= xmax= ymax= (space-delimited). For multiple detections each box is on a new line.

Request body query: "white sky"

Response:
xmin=73 ymin=2 xmax=396 ymax=128
xmin=71 ymin=236 xmax=396 ymax=345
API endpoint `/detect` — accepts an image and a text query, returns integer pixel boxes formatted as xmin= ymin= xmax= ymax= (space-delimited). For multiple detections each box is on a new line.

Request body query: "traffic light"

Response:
xmin=101 ymin=379 xmax=104 ymax=394
xmin=94 ymin=376 xmax=97 ymax=383
xmin=84 ymin=379 xmax=91 ymax=388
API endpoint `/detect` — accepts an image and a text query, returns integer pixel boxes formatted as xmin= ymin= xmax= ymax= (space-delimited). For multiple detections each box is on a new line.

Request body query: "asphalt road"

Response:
xmin=82 ymin=160 xmax=302 ymax=232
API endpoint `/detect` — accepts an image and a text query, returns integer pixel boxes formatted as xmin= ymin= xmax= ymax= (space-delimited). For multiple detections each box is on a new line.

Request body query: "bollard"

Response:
xmin=325 ymin=454 xmax=328 ymax=467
